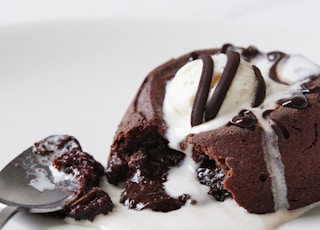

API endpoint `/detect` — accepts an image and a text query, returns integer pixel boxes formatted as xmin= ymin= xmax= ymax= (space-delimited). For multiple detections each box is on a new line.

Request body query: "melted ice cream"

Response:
xmin=67 ymin=180 xmax=318 ymax=230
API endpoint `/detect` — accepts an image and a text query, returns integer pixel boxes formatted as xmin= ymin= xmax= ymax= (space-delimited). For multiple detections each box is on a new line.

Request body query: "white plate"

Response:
xmin=0 ymin=18 xmax=320 ymax=229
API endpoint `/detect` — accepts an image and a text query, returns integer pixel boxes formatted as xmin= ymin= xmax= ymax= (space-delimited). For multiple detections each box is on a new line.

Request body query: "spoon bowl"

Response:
xmin=0 ymin=146 xmax=78 ymax=228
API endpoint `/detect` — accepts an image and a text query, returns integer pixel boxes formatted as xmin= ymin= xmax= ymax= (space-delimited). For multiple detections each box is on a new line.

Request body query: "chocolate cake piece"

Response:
xmin=33 ymin=135 xmax=113 ymax=221
xmin=106 ymin=44 xmax=320 ymax=214
xmin=269 ymin=78 xmax=320 ymax=210
xmin=118 ymin=146 xmax=188 ymax=211
xmin=66 ymin=187 xmax=113 ymax=221
xmin=186 ymin=120 xmax=275 ymax=213
xmin=105 ymin=51 xmax=216 ymax=212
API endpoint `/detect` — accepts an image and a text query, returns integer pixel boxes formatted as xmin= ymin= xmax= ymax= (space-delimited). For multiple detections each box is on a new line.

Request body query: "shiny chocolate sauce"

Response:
xmin=205 ymin=51 xmax=241 ymax=121
xmin=188 ymin=52 xmax=199 ymax=62
xmin=220 ymin=43 xmax=234 ymax=54
xmin=190 ymin=51 xmax=242 ymax=127
xmin=241 ymin=45 xmax=260 ymax=62
xmin=191 ymin=54 xmax=214 ymax=127
xmin=189 ymin=44 xmax=318 ymax=130
xmin=302 ymin=82 xmax=320 ymax=94
xmin=252 ymin=65 xmax=266 ymax=107
xmin=229 ymin=110 xmax=257 ymax=129
xmin=190 ymin=48 xmax=266 ymax=128
xmin=277 ymin=94 xmax=308 ymax=109
xmin=267 ymin=51 xmax=288 ymax=84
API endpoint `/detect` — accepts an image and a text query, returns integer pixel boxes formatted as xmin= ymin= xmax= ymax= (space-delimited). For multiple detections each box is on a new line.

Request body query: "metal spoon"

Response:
xmin=0 ymin=146 xmax=78 ymax=228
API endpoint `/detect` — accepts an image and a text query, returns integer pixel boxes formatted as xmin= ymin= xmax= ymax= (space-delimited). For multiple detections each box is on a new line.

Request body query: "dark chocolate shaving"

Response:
xmin=252 ymin=65 xmax=266 ymax=107
xmin=205 ymin=51 xmax=241 ymax=121
xmin=268 ymin=51 xmax=288 ymax=84
xmin=191 ymin=54 xmax=214 ymax=127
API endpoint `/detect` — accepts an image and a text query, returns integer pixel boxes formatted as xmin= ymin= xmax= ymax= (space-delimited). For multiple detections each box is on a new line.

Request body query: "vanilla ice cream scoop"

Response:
xmin=163 ymin=46 xmax=320 ymax=151
xmin=163 ymin=51 xmax=265 ymax=149
xmin=197 ymin=51 xmax=265 ymax=126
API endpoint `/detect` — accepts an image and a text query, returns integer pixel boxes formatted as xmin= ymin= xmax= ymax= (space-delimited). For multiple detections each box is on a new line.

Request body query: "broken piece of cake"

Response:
xmin=32 ymin=135 xmax=113 ymax=221
xmin=106 ymin=44 xmax=320 ymax=214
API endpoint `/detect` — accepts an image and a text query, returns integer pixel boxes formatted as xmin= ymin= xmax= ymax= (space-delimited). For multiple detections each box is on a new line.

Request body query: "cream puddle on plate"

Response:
xmin=63 ymin=180 xmax=318 ymax=230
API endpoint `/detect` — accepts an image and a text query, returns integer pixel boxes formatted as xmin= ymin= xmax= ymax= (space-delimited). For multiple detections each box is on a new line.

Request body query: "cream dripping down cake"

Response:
xmin=105 ymin=43 xmax=320 ymax=216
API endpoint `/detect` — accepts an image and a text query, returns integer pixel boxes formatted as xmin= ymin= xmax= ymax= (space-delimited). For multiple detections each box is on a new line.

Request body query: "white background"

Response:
xmin=0 ymin=0 xmax=319 ymax=26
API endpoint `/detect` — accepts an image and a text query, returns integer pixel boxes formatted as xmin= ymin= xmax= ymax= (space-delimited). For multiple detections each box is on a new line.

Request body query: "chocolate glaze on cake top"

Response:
xmin=107 ymin=44 xmax=320 ymax=215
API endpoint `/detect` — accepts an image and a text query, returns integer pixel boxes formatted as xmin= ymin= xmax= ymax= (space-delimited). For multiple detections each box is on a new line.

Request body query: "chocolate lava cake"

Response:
xmin=32 ymin=135 xmax=113 ymax=221
xmin=106 ymin=44 xmax=320 ymax=214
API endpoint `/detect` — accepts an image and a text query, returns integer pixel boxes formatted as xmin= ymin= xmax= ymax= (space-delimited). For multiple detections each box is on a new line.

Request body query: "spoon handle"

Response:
xmin=0 ymin=206 xmax=19 ymax=229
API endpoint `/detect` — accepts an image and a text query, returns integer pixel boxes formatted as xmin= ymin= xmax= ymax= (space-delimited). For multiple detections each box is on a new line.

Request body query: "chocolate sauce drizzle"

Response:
xmin=191 ymin=55 xmax=214 ymax=126
xmin=276 ymin=78 xmax=320 ymax=109
xmin=241 ymin=46 xmax=259 ymax=62
xmin=189 ymin=52 xmax=199 ymax=62
xmin=277 ymin=94 xmax=308 ymax=109
xmin=252 ymin=65 xmax=266 ymax=107
xmin=268 ymin=51 xmax=288 ymax=84
xmin=190 ymin=44 xmax=316 ymax=128
xmin=190 ymin=49 xmax=267 ymax=127
xmin=221 ymin=44 xmax=260 ymax=62
xmin=205 ymin=51 xmax=241 ymax=121
xmin=302 ymin=82 xmax=320 ymax=94
xmin=229 ymin=110 xmax=257 ymax=129
xmin=220 ymin=43 xmax=234 ymax=54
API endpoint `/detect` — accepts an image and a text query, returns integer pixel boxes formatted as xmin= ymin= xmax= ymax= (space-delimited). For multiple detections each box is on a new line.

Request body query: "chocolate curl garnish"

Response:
xmin=268 ymin=51 xmax=288 ymax=84
xmin=252 ymin=65 xmax=266 ymax=107
xmin=205 ymin=51 xmax=240 ymax=121
xmin=191 ymin=54 xmax=214 ymax=127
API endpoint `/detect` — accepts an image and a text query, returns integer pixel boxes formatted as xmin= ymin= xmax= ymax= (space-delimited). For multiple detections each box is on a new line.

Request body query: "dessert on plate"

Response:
xmin=17 ymin=44 xmax=320 ymax=228
xmin=106 ymin=43 xmax=320 ymax=214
